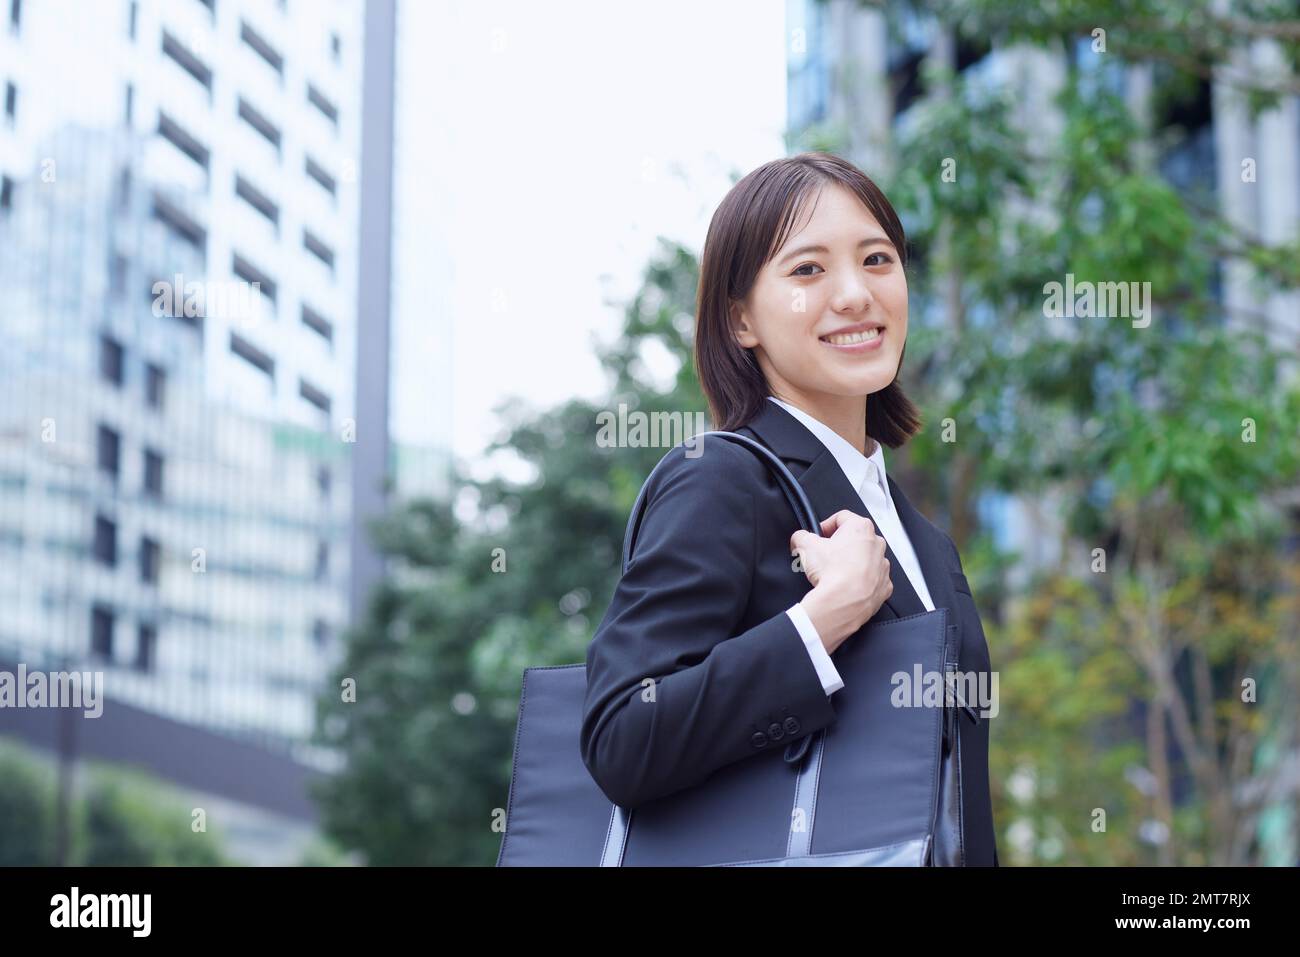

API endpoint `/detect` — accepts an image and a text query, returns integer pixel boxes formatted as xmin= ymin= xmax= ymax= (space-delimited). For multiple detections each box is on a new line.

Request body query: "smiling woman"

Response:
xmin=694 ymin=153 xmax=921 ymax=447
xmin=580 ymin=151 xmax=999 ymax=866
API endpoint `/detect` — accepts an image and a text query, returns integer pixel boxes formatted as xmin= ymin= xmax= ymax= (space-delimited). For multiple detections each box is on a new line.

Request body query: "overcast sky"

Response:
xmin=394 ymin=0 xmax=789 ymax=485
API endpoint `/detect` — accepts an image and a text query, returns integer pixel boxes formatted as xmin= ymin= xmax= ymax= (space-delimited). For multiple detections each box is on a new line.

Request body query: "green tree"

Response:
xmin=815 ymin=0 xmax=1300 ymax=864
xmin=0 ymin=740 xmax=232 ymax=865
xmin=314 ymin=240 xmax=704 ymax=865
xmin=0 ymin=740 xmax=57 ymax=866
xmin=81 ymin=767 xmax=229 ymax=866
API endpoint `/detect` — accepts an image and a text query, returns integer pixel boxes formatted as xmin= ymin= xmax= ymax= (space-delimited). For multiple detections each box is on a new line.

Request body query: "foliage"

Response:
xmin=0 ymin=739 xmax=231 ymax=865
xmin=321 ymin=1 xmax=1300 ymax=865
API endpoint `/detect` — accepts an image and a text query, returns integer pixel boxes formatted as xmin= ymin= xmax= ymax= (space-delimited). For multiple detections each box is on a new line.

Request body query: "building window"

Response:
xmin=162 ymin=30 xmax=214 ymax=95
xmin=240 ymin=20 xmax=284 ymax=77
xmin=306 ymin=84 xmax=338 ymax=126
xmin=117 ymin=165 xmax=131 ymax=209
xmin=302 ymin=229 xmax=335 ymax=271
xmin=158 ymin=112 xmax=211 ymax=170
xmin=145 ymin=362 xmax=165 ymax=410
xmin=97 ymin=424 xmax=121 ymax=480
xmin=0 ymin=175 xmax=12 ymax=212
xmin=124 ymin=83 xmax=133 ymax=126
xmin=237 ymin=97 xmax=282 ymax=154
xmin=316 ymin=465 xmax=331 ymax=500
xmin=1156 ymin=76 xmax=1212 ymax=134
xmin=143 ymin=448 xmax=164 ymax=499
xmin=135 ymin=623 xmax=157 ymax=672
xmin=4 ymin=82 xmax=16 ymax=126
xmin=311 ymin=619 xmax=329 ymax=647
xmin=956 ymin=33 xmax=992 ymax=73
xmin=299 ymin=378 xmax=331 ymax=416
xmin=230 ymin=331 xmax=275 ymax=378
xmin=330 ymin=32 xmax=340 ymax=61
xmin=301 ymin=303 xmax=334 ymax=345
xmin=151 ymin=274 xmax=204 ymax=328
xmin=231 ymin=253 xmax=277 ymax=309
xmin=91 ymin=604 xmax=114 ymax=660
xmin=9 ymin=0 xmax=21 ymax=32
xmin=110 ymin=254 xmax=127 ymax=297
xmin=127 ymin=0 xmax=137 ymax=40
xmin=139 ymin=535 xmax=160 ymax=584
xmin=235 ymin=174 xmax=280 ymax=229
xmin=99 ymin=334 xmax=125 ymax=386
xmin=153 ymin=194 xmax=207 ymax=253
xmin=304 ymin=156 xmax=336 ymax=198
xmin=93 ymin=513 xmax=117 ymax=566
xmin=314 ymin=540 xmax=328 ymax=581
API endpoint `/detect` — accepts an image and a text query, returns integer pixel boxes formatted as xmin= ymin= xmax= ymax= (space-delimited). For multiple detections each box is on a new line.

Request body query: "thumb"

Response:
xmin=820 ymin=509 xmax=862 ymax=536
xmin=790 ymin=529 xmax=817 ymax=552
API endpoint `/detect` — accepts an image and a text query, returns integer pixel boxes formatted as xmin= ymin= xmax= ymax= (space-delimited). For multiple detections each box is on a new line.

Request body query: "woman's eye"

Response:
xmin=793 ymin=253 xmax=892 ymax=276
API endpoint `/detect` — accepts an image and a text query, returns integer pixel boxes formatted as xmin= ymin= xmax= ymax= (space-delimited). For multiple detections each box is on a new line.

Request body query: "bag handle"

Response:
xmin=620 ymin=430 xmax=823 ymax=575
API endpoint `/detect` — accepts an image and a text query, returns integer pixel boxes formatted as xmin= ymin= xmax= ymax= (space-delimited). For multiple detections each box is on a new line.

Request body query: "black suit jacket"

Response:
xmin=580 ymin=398 xmax=999 ymax=865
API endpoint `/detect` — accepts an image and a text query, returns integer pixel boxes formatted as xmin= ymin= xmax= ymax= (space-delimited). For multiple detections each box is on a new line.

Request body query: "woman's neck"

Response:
xmin=771 ymin=390 xmax=876 ymax=458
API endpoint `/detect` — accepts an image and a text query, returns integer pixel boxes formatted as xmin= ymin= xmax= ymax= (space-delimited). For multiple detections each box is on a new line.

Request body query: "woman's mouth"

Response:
xmin=819 ymin=327 xmax=883 ymax=352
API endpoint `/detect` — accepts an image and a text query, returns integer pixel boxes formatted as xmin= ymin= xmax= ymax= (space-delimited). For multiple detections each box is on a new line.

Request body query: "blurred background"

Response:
xmin=0 ymin=0 xmax=1296 ymax=866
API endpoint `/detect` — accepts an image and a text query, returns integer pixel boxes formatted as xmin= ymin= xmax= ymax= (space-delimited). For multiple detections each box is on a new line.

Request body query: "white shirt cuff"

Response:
xmin=785 ymin=603 xmax=844 ymax=695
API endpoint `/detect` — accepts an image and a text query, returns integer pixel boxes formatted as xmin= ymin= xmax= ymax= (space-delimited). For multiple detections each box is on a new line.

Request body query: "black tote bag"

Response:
xmin=496 ymin=431 xmax=974 ymax=866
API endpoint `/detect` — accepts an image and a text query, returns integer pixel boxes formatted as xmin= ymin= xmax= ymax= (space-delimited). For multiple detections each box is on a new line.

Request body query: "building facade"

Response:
xmin=0 ymin=0 xmax=362 ymax=769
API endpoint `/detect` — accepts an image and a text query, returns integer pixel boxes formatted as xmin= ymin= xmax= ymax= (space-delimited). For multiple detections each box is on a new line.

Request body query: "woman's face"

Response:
xmin=731 ymin=183 xmax=908 ymax=408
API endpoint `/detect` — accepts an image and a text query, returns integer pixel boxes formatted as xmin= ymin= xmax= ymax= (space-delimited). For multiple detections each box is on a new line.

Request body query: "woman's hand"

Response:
xmin=790 ymin=510 xmax=893 ymax=654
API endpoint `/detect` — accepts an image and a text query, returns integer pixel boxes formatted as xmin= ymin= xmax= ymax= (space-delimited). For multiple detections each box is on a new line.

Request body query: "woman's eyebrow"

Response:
xmin=777 ymin=235 xmax=893 ymax=264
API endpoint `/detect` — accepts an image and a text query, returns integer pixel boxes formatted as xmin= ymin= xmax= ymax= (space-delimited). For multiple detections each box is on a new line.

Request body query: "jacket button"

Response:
xmin=750 ymin=732 xmax=768 ymax=749
xmin=767 ymin=722 xmax=784 ymax=741
xmin=783 ymin=717 xmax=800 ymax=735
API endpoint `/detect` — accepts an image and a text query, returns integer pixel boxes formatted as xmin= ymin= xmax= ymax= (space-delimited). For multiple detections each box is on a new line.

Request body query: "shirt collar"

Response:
xmin=766 ymin=396 xmax=892 ymax=505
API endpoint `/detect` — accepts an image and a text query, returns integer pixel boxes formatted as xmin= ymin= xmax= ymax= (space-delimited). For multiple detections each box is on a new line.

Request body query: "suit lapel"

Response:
xmin=736 ymin=399 xmax=927 ymax=622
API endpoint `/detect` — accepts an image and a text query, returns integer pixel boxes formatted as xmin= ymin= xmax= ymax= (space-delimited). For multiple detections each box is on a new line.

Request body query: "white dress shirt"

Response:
xmin=768 ymin=396 xmax=935 ymax=696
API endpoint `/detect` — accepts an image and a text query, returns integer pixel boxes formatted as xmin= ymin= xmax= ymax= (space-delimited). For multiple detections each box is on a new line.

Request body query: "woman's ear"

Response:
xmin=730 ymin=300 xmax=759 ymax=349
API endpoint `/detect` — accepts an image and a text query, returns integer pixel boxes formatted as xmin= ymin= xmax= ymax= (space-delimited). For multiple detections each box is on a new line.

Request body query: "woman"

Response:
xmin=580 ymin=151 xmax=998 ymax=866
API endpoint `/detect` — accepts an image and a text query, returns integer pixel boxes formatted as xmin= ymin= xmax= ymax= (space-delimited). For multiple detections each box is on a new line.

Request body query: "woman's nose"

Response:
xmin=831 ymin=274 xmax=875 ymax=313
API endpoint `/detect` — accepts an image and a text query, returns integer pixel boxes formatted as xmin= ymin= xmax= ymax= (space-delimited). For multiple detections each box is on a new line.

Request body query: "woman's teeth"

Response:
xmin=821 ymin=328 xmax=881 ymax=345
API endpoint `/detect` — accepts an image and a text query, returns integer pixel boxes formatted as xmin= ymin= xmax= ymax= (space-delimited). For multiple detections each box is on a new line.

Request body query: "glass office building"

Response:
xmin=0 ymin=0 xmax=362 ymax=767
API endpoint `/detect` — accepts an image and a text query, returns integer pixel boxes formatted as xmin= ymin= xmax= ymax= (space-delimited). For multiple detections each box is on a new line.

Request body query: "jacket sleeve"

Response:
xmin=580 ymin=442 xmax=839 ymax=809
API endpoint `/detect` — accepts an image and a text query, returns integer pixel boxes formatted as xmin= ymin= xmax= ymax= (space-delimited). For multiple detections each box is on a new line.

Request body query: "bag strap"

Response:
xmin=620 ymin=430 xmax=823 ymax=574
xmin=602 ymin=430 xmax=827 ymax=864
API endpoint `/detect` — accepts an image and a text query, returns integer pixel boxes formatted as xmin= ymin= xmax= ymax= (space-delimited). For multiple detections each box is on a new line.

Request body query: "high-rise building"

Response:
xmin=350 ymin=0 xmax=455 ymax=626
xmin=0 ymin=0 xmax=365 ymax=857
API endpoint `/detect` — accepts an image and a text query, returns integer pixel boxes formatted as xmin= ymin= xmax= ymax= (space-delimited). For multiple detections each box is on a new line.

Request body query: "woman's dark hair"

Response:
xmin=693 ymin=151 xmax=921 ymax=445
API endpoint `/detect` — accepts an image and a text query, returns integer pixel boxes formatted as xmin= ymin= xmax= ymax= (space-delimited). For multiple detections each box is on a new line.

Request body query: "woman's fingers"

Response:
xmin=794 ymin=512 xmax=879 ymax=554
xmin=820 ymin=510 xmax=874 ymax=537
xmin=789 ymin=529 xmax=825 ymax=580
